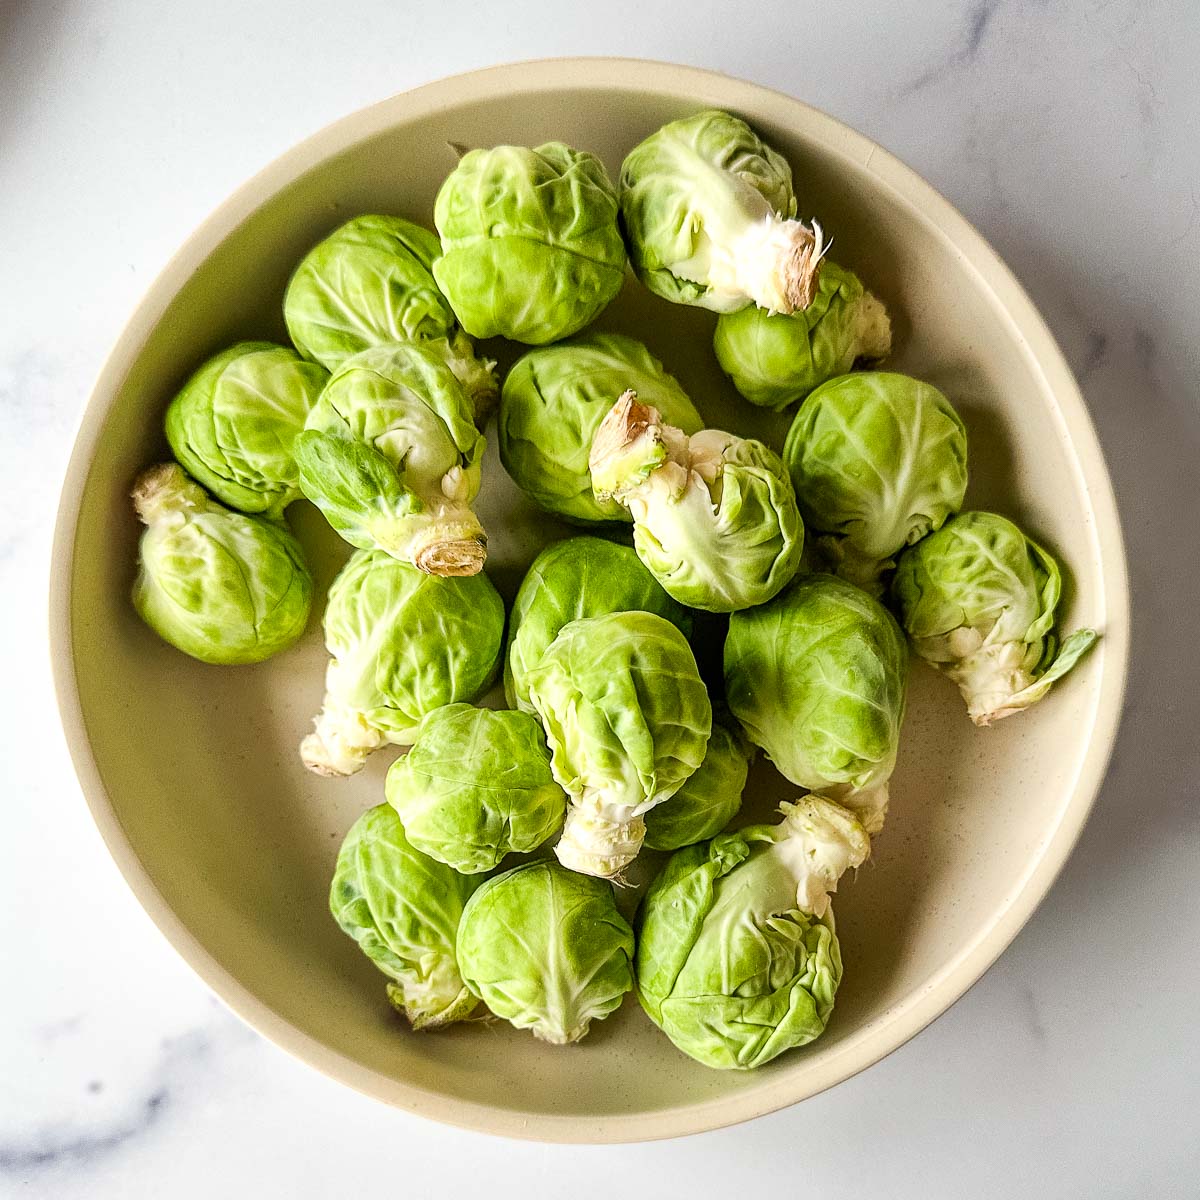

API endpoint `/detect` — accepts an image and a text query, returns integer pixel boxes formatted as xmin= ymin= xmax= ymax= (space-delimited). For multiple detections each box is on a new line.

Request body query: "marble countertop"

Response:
xmin=4 ymin=1 xmax=1197 ymax=1194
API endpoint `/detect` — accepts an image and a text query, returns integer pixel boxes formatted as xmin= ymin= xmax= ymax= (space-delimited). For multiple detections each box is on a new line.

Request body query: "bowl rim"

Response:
xmin=48 ymin=56 xmax=1130 ymax=1143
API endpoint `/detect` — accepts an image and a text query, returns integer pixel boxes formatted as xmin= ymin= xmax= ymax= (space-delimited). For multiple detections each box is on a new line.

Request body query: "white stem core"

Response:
xmin=674 ymin=214 xmax=827 ymax=313
xmin=300 ymin=698 xmax=387 ymax=777
xmin=819 ymin=780 xmax=890 ymax=837
xmin=554 ymin=798 xmax=648 ymax=880
xmin=946 ymin=640 xmax=1040 ymax=726
xmin=775 ymin=796 xmax=871 ymax=917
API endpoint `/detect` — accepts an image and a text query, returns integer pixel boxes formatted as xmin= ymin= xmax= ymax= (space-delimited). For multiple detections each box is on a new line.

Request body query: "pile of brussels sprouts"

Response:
xmin=131 ymin=110 xmax=1098 ymax=1071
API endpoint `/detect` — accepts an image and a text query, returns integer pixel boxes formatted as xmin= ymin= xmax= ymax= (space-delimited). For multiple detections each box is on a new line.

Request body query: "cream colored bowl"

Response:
xmin=50 ymin=59 xmax=1128 ymax=1142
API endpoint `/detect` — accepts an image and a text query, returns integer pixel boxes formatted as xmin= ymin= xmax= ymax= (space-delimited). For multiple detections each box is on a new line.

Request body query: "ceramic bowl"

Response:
xmin=49 ymin=59 xmax=1128 ymax=1142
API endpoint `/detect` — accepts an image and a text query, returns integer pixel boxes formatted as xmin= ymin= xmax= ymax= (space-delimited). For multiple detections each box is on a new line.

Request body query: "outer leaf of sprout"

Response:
xmin=301 ymin=550 xmax=504 ymax=777
xmin=330 ymin=804 xmax=478 ymax=1029
xmin=165 ymin=342 xmax=328 ymax=516
xmin=457 ymin=860 xmax=634 ymax=1044
xmin=385 ymin=705 xmax=566 ymax=874
xmin=433 ymin=142 xmax=626 ymax=345
xmin=713 ymin=262 xmax=892 ymax=411
xmin=504 ymin=535 xmax=692 ymax=712
xmin=526 ymin=610 xmax=711 ymax=878
xmin=499 ymin=332 xmax=703 ymax=524
xmin=892 ymin=511 xmax=1099 ymax=724
xmin=635 ymin=798 xmax=868 ymax=1069
xmin=131 ymin=464 xmax=312 ymax=664
xmin=590 ymin=392 xmax=804 ymax=612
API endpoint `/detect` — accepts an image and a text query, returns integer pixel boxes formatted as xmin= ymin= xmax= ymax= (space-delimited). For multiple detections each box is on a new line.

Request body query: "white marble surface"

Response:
xmin=3 ymin=0 xmax=1197 ymax=1194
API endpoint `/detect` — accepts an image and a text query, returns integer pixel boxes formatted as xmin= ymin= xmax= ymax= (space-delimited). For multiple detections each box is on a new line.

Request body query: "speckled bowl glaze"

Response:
xmin=49 ymin=59 xmax=1128 ymax=1142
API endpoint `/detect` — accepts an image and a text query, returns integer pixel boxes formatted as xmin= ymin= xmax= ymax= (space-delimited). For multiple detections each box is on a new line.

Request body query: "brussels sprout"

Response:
xmin=783 ymin=371 xmax=968 ymax=595
xmin=294 ymin=342 xmax=488 ymax=576
xmin=330 ymin=804 xmax=478 ymax=1029
xmin=590 ymin=392 xmax=804 ymax=612
xmin=891 ymin=511 xmax=1099 ymax=725
xmin=527 ymin=611 xmax=712 ymax=879
xmin=499 ymin=333 xmax=704 ymax=524
xmin=164 ymin=342 xmax=328 ymax=516
xmin=504 ymin=536 xmax=692 ymax=713
xmin=131 ymin=464 xmax=312 ymax=664
xmin=636 ymin=797 xmax=869 ymax=1070
xmin=433 ymin=143 xmax=627 ymax=345
xmin=724 ymin=574 xmax=907 ymax=834
xmin=283 ymin=215 xmax=497 ymax=421
xmin=301 ymin=549 xmax=504 ymax=777
xmin=385 ymin=704 xmax=566 ymax=874
xmin=457 ymin=860 xmax=634 ymax=1044
xmin=713 ymin=262 xmax=892 ymax=410
xmin=620 ymin=109 xmax=826 ymax=315
xmin=643 ymin=721 xmax=750 ymax=851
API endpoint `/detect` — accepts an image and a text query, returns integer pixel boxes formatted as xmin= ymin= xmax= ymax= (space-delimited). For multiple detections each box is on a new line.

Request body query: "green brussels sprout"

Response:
xmin=330 ymin=804 xmax=478 ymax=1029
xmin=294 ymin=342 xmax=488 ymax=576
xmin=636 ymin=797 xmax=869 ymax=1070
xmin=590 ymin=391 xmax=804 ymax=612
xmin=302 ymin=549 xmax=504 ymax=777
xmin=783 ymin=371 xmax=968 ymax=595
xmin=164 ymin=342 xmax=328 ymax=516
xmin=283 ymin=215 xmax=497 ymax=421
xmin=131 ymin=464 xmax=312 ymax=664
xmin=385 ymin=704 xmax=566 ymax=874
xmin=619 ymin=109 xmax=826 ymax=315
xmin=643 ymin=720 xmax=750 ymax=851
xmin=499 ymin=333 xmax=703 ymax=524
xmin=713 ymin=262 xmax=892 ymax=411
xmin=504 ymin=536 xmax=692 ymax=713
xmin=457 ymin=860 xmax=634 ymax=1044
xmin=891 ymin=511 xmax=1099 ymax=725
xmin=527 ymin=610 xmax=712 ymax=878
xmin=433 ymin=142 xmax=627 ymax=345
xmin=724 ymin=574 xmax=907 ymax=834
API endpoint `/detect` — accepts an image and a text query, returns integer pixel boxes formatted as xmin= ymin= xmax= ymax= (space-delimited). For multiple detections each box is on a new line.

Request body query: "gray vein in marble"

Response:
xmin=0 ymin=1091 xmax=170 ymax=1174
xmin=895 ymin=0 xmax=996 ymax=96
xmin=34 ymin=1015 xmax=85 ymax=1043
xmin=1162 ymin=188 xmax=1199 ymax=251
xmin=1125 ymin=60 xmax=1165 ymax=124
xmin=1019 ymin=986 xmax=1047 ymax=1045
xmin=0 ymin=1027 xmax=215 ymax=1178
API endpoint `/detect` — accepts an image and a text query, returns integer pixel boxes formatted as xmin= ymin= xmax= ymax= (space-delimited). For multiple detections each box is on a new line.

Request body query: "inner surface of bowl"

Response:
xmin=54 ymin=61 xmax=1125 ymax=1141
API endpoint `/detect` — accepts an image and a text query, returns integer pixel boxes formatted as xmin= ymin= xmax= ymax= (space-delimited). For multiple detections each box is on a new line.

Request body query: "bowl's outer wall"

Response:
xmin=51 ymin=60 xmax=1128 ymax=1142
